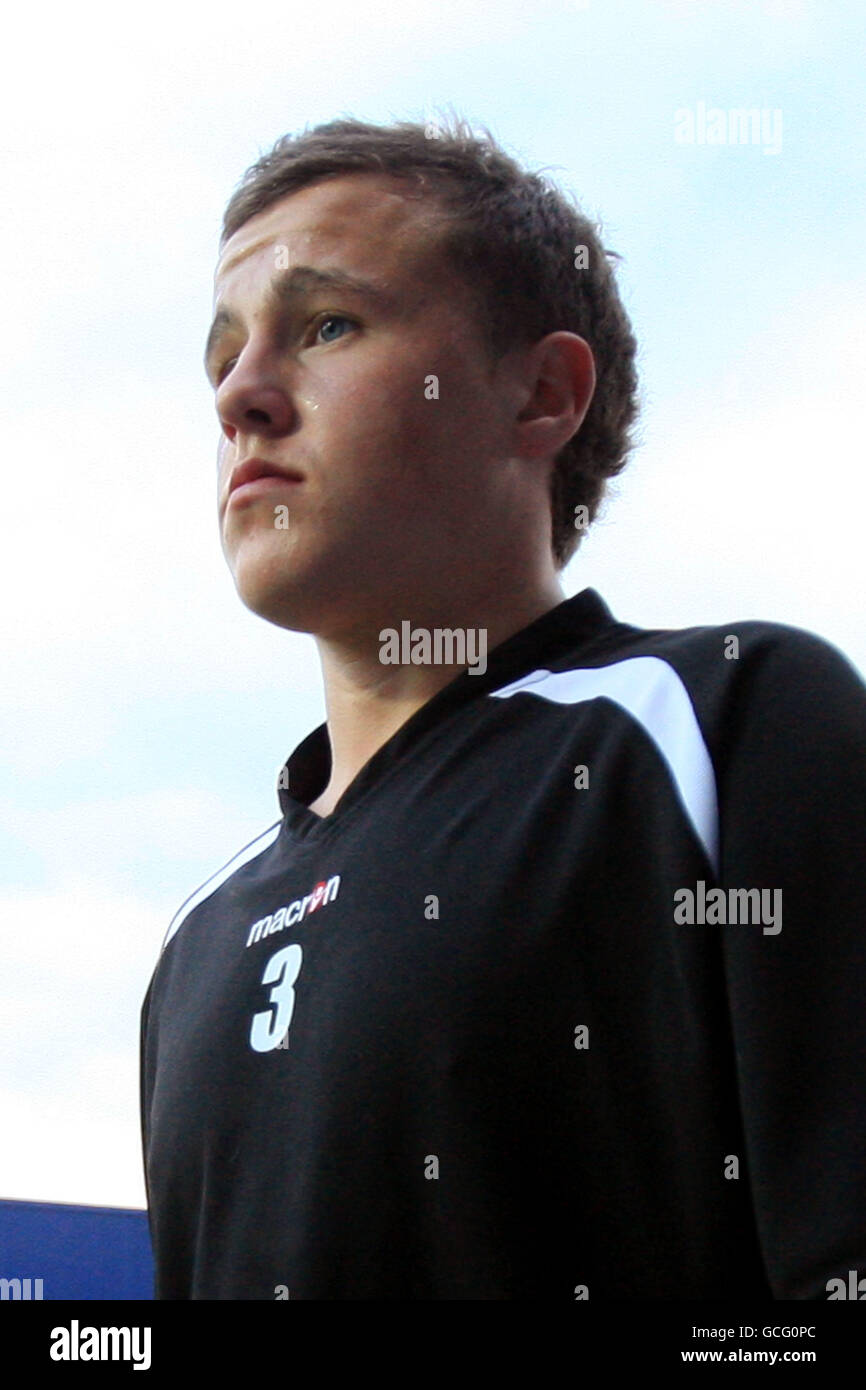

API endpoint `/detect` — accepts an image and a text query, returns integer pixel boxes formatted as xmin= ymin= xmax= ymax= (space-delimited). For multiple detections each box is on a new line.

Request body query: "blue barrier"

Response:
xmin=0 ymin=1198 xmax=153 ymax=1300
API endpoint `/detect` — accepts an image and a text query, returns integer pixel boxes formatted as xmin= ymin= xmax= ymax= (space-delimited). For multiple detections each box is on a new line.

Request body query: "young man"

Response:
xmin=140 ymin=116 xmax=866 ymax=1300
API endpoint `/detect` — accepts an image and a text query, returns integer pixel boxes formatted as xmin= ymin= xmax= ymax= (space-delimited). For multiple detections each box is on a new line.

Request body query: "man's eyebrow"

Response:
xmin=203 ymin=265 xmax=394 ymax=378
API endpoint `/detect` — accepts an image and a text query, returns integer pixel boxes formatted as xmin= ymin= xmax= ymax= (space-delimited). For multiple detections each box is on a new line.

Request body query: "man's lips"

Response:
xmin=224 ymin=457 xmax=305 ymax=511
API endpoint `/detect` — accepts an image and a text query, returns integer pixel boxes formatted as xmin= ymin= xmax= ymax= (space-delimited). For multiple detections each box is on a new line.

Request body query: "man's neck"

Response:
xmin=307 ymin=580 xmax=566 ymax=817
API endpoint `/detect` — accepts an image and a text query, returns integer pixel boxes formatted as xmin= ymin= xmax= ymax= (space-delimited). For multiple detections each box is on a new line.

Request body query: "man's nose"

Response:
xmin=216 ymin=352 xmax=296 ymax=443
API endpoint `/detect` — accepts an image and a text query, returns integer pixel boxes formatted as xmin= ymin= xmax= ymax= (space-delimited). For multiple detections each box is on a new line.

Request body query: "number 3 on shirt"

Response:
xmin=250 ymin=943 xmax=304 ymax=1053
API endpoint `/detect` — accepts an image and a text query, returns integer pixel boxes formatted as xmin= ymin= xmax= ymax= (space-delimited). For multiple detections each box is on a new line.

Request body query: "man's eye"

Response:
xmin=213 ymin=315 xmax=355 ymax=384
xmin=314 ymin=314 xmax=356 ymax=344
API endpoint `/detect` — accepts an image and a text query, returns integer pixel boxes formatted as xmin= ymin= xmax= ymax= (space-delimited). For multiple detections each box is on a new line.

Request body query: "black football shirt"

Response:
xmin=140 ymin=588 xmax=866 ymax=1299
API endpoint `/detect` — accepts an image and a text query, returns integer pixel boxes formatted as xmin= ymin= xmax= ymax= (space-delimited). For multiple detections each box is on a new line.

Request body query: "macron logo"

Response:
xmin=246 ymin=874 xmax=341 ymax=947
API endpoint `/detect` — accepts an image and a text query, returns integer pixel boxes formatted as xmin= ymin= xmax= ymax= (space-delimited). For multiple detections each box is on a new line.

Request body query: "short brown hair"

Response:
xmin=221 ymin=112 xmax=639 ymax=570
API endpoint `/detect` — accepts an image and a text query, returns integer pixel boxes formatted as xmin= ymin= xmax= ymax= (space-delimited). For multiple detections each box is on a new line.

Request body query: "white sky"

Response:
xmin=1 ymin=0 xmax=864 ymax=1206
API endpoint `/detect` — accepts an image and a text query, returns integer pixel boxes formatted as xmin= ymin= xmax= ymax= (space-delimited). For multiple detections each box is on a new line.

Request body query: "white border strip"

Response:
xmin=161 ymin=820 xmax=283 ymax=952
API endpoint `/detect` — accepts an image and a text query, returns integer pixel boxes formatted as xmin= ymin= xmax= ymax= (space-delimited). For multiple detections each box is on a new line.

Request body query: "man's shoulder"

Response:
xmin=159 ymin=819 xmax=283 ymax=955
xmin=496 ymin=597 xmax=865 ymax=789
xmin=552 ymin=599 xmax=864 ymax=701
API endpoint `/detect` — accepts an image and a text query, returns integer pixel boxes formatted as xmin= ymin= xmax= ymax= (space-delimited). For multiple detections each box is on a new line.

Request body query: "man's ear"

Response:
xmin=513 ymin=332 xmax=596 ymax=461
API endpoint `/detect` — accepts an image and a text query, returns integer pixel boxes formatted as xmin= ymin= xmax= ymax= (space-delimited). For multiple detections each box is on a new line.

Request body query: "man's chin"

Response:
xmin=223 ymin=543 xmax=298 ymax=625
xmin=224 ymin=533 xmax=384 ymax=636
xmin=232 ymin=573 xmax=317 ymax=633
